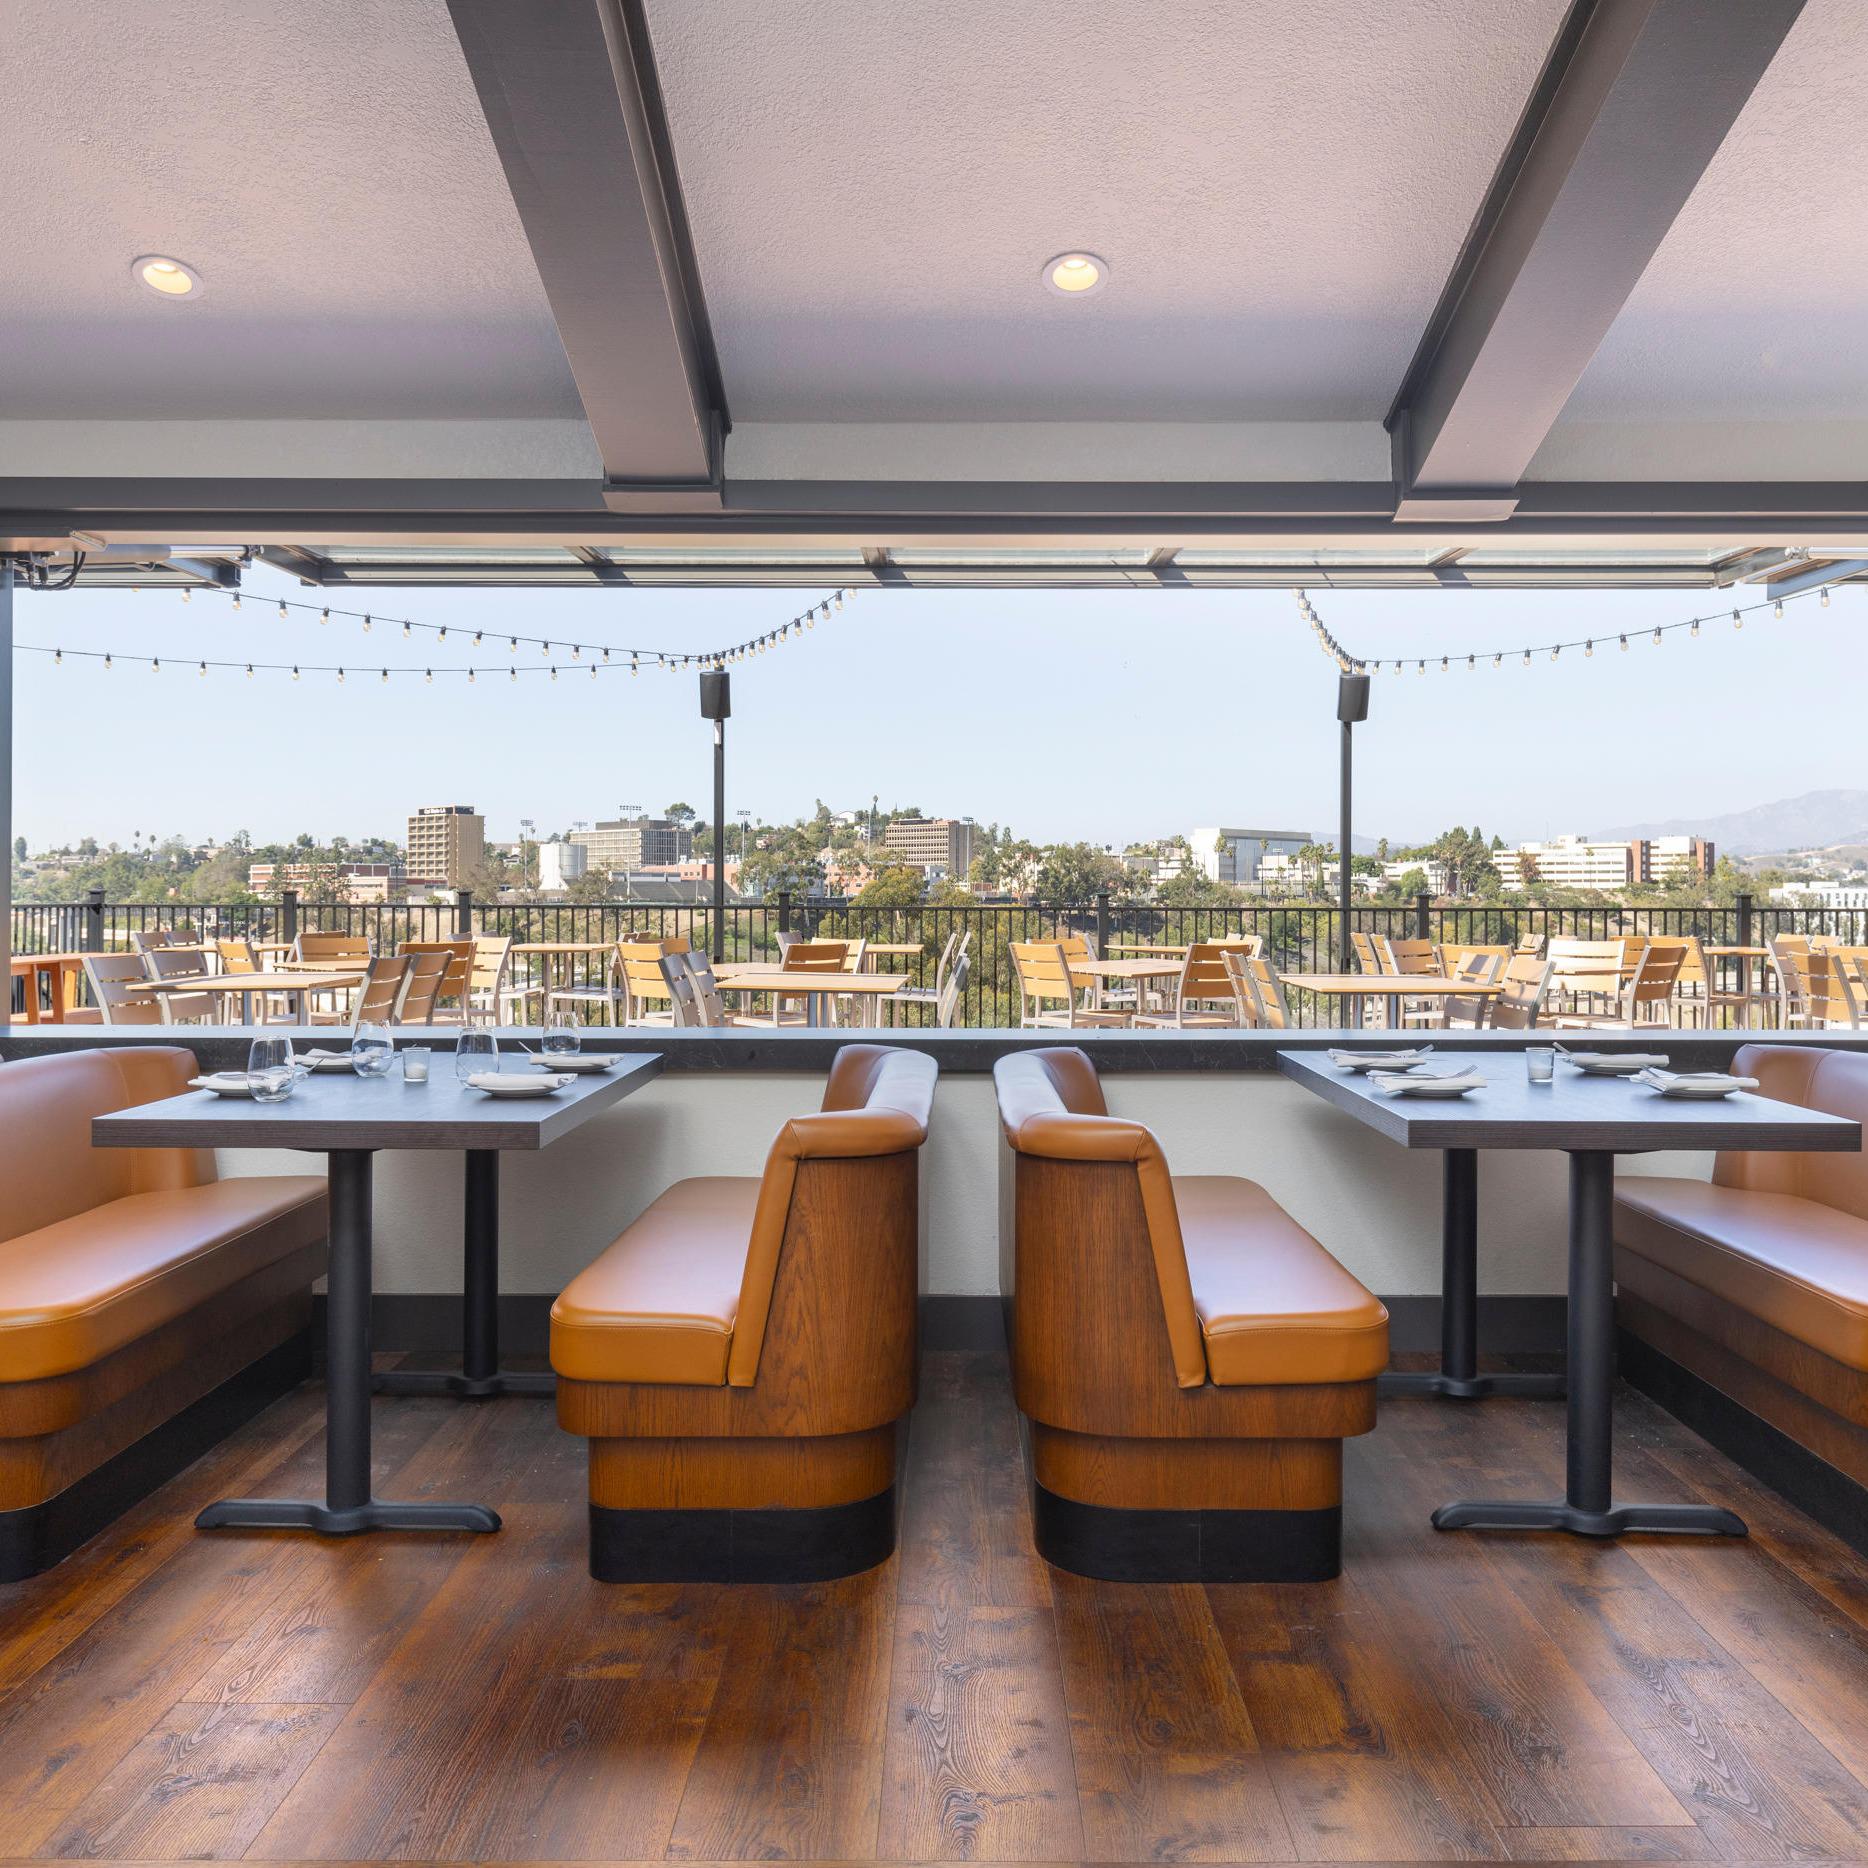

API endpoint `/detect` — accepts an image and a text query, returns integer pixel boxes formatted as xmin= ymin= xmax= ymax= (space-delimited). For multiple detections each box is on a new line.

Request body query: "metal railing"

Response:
xmin=12 ymin=887 xmax=1842 ymax=1028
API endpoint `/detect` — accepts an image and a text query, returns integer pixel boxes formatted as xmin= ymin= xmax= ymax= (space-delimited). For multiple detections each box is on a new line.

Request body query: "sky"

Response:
xmin=8 ymin=565 xmax=1860 ymax=854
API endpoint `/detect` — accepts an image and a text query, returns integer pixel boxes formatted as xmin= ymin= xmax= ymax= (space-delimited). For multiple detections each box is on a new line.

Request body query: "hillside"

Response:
xmin=1599 ymin=789 xmax=1868 ymax=856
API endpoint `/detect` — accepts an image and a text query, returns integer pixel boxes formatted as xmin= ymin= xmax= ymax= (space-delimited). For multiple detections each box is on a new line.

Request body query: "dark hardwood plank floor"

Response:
xmin=1 ymin=1348 xmax=1866 ymax=1864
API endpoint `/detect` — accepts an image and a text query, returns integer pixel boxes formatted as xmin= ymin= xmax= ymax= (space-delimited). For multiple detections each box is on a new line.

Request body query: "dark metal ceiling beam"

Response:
xmin=1387 ymin=0 xmax=1806 ymax=518
xmin=447 ymin=0 xmax=725 ymax=507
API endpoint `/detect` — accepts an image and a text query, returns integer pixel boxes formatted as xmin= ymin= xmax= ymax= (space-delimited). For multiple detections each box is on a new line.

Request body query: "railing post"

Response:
xmin=455 ymin=888 xmax=473 ymax=937
xmin=83 ymin=886 xmax=105 ymax=952
xmin=1736 ymin=891 xmax=1753 ymax=949
xmin=1414 ymin=892 xmax=1432 ymax=941
xmin=1095 ymin=891 xmax=1110 ymax=958
xmin=281 ymin=889 xmax=299 ymax=943
xmin=777 ymin=888 xmax=792 ymax=936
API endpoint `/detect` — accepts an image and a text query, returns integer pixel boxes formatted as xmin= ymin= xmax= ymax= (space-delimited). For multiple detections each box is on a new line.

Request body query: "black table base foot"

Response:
xmin=1381 ymin=1369 xmax=1567 ymax=1400
xmin=195 ymin=1497 xmax=502 ymax=1535
xmin=372 ymin=1368 xmax=556 ymax=1399
xmin=1431 ymin=1498 xmax=1747 ymax=1538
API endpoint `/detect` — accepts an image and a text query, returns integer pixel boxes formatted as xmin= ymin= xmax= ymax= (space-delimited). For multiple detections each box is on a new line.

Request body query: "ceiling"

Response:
xmin=3 ymin=0 xmax=1865 ymax=590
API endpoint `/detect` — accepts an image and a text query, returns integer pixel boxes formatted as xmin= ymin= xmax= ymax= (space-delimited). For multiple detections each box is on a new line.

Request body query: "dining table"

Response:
xmin=9 ymin=951 xmax=87 ymax=1023
xmin=859 ymin=941 xmax=924 ymax=970
xmin=1278 ymin=1047 xmax=1860 ymax=1539
xmin=122 ymin=968 xmax=367 ymax=1024
xmin=1704 ymin=943 xmax=1773 ymax=1023
xmin=714 ymin=965 xmax=910 ymax=1027
xmin=1278 ymin=971 xmax=1502 ymax=1028
xmin=92 ymin=1051 xmax=664 ymax=1535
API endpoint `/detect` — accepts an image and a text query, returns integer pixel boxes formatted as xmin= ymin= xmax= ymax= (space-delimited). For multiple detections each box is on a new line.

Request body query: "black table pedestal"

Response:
xmin=1433 ymin=1150 xmax=1747 ymax=1540
xmin=373 ymin=1151 xmax=555 ymax=1401
xmin=197 ymin=1149 xmax=502 ymax=1537
xmin=1381 ymin=1150 xmax=1567 ymax=1401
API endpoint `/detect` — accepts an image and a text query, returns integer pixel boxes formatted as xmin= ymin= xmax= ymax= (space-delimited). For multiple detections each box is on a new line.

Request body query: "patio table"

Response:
xmin=10 ymin=951 xmax=86 ymax=1023
xmin=715 ymin=967 xmax=909 ymax=1027
xmin=123 ymin=968 xmax=366 ymax=1024
xmin=859 ymin=941 xmax=924 ymax=969
xmin=92 ymin=1053 xmax=663 ymax=1535
xmin=1278 ymin=1047 xmax=1859 ymax=1539
xmin=1279 ymin=971 xmax=1501 ymax=1029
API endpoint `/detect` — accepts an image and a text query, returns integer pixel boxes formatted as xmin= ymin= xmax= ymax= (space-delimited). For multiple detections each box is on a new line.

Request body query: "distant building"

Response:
xmin=1503 ymin=834 xmax=1716 ymax=892
xmin=248 ymin=860 xmax=411 ymax=903
xmin=572 ymin=816 xmax=693 ymax=873
xmin=406 ymin=805 xmax=485 ymax=887
xmin=883 ymin=815 xmax=976 ymax=878
xmin=1771 ymin=881 xmax=1868 ymax=911
xmin=536 ymin=838 xmax=588 ymax=892
xmin=1188 ymin=827 xmax=1313 ymax=886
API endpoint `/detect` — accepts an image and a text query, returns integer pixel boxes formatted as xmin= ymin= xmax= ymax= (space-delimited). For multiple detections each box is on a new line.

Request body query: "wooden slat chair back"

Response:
xmin=1377 ymin=937 xmax=1438 ymax=976
xmin=1440 ymin=943 xmax=1511 ymax=982
xmin=128 ymin=929 xmax=175 ymax=954
xmin=1545 ymin=937 xmax=1633 ymax=1014
xmin=1626 ymin=938 xmax=1688 ymax=1025
xmin=1010 ymin=942 xmax=1128 ymax=1028
xmin=620 ymin=937 xmax=687 ymax=1025
xmin=1135 ymin=943 xmax=1239 ymax=1029
xmin=1226 ymin=950 xmax=1291 ymax=1029
xmin=394 ymin=951 xmax=451 ymax=1025
xmin=216 ymin=939 xmax=259 ymax=974
xmin=351 ymin=954 xmax=414 ymax=1028
xmin=1349 ymin=929 xmax=1382 ymax=973
xmin=398 ymin=939 xmax=474 ymax=1021
xmin=293 ymin=931 xmax=372 ymax=967
xmin=1487 ymin=952 xmax=1554 ymax=1029
xmin=83 ymin=952 xmax=162 ymax=1026
xmin=778 ymin=940 xmax=850 ymax=973
xmin=1802 ymin=949 xmax=1864 ymax=1029
xmin=1768 ymin=933 xmax=1816 ymax=1028
xmin=142 ymin=946 xmax=220 ymax=1024
xmin=935 ymin=950 xmax=970 ymax=1027
xmin=1438 ymin=951 xmax=1507 ymax=1029
xmin=660 ymin=951 xmax=708 ymax=1027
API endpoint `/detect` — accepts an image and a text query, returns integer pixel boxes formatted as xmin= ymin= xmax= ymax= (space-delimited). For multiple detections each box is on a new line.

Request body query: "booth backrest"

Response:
xmin=728 ymin=1044 xmax=937 ymax=1386
xmin=1719 ymin=1044 xmax=1868 ymax=1217
xmin=992 ymin=1047 xmax=1205 ymax=1388
xmin=0 ymin=1048 xmax=214 ymax=1245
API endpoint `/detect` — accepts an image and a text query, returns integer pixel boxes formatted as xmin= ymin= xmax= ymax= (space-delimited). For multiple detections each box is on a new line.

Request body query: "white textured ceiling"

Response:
xmin=1539 ymin=0 xmax=1868 ymax=465
xmin=0 ymin=0 xmax=580 ymax=419
xmin=645 ymin=0 xmax=1570 ymax=422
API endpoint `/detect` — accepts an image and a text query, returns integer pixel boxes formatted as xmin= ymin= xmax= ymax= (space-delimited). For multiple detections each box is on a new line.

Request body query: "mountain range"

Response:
xmin=1598 ymin=789 xmax=1868 ymax=856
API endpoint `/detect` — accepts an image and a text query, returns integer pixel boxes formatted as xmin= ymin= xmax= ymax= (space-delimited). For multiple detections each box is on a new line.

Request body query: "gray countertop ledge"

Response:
xmin=6 ymin=1025 xmax=1864 ymax=1074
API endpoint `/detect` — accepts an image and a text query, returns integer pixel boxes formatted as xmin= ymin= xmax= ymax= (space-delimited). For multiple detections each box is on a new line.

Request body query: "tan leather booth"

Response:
xmin=1615 ymin=1043 xmax=1868 ymax=1541
xmin=0 ymin=1047 xmax=328 ymax=1578
xmin=552 ymin=1043 xmax=936 ymax=1582
xmin=994 ymin=1047 xmax=1388 ymax=1581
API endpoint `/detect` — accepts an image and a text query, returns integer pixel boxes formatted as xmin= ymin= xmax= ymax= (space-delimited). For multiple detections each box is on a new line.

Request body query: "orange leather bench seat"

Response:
xmin=1176 ymin=1176 xmax=1392 ymax=1386
xmin=1616 ymin=1177 xmax=1868 ymax=1374
xmin=0 ymin=1176 xmax=329 ymax=1384
xmin=551 ymin=1178 xmax=757 ymax=1386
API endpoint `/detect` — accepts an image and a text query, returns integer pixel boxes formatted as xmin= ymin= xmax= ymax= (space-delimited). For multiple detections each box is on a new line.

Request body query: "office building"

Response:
xmin=572 ymin=816 xmax=694 ymax=873
xmin=405 ymin=805 xmax=485 ymax=887
xmin=1188 ymin=827 xmax=1313 ymax=886
xmin=882 ymin=815 xmax=976 ymax=878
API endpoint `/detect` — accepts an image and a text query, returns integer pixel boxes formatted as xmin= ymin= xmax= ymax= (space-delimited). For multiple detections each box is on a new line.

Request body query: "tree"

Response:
xmin=11 ymin=835 xmax=24 ymax=864
xmin=1034 ymin=842 xmax=1128 ymax=903
xmin=1154 ymin=870 xmax=1239 ymax=908
xmin=1429 ymin=825 xmax=1501 ymax=898
xmin=853 ymin=859 xmax=925 ymax=908
xmin=663 ymin=802 xmax=696 ymax=828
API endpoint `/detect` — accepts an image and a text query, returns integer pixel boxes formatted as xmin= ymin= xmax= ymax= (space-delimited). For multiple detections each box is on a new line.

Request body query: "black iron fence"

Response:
xmin=12 ymin=887 xmax=1850 ymax=1028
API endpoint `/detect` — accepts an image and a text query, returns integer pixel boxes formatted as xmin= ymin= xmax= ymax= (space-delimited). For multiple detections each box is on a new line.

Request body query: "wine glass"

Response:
xmin=456 ymin=1028 xmax=498 ymax=1082
xmin=543 ymin=1007 xmax=581 ymax=1058
xmin=351 ymin=1022 xmax=394 ymax=1078
xmin=247 ymin=1036 xmax=296 ymax=1103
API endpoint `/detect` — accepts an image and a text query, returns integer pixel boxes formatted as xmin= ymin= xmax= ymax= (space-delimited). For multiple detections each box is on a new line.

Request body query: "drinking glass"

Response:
xmin=351 ymin=1022 xmax=394 ymax=1078
xmin=247 ymin=1036 xmax=296 ymax=1104
xmin=402 ymin=1045 xmax=431 ymax=1083
xmin=543 ymin=1008 xmax=581 ymax=1058
xmin=456 ymin=1029 xmax=498 ymax=1082
xmin=1525 ymin=1046 xmax=1556 ymax=1084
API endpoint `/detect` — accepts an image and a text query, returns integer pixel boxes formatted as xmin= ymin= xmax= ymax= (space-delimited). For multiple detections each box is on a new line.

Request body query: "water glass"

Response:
xmin=1525 ymin=1046 xmax=1556 ymax=1084
xmin=402 ymin=1045 xmax=431 ymax=1083
xmin=247 ymin=1036 xmax=296 ymax=1104
xmin=456 ymin=1028 xmax=499 ymax=1082
xmin=351 ymin=1022 xmax=394 ymax=1078
xmin=543 ymin=1008 xmax=581 ymax=1058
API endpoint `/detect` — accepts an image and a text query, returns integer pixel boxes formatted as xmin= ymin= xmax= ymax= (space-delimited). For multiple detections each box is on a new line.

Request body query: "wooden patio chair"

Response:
xmin=1010 ymin=941 xmax=1130 ymax=1028
xmin=398 ymin=939 xmax=474 ymax=1023
xmin=1134 ymin=943 xmax=1240 ymax=1028
xmin=82 ymin=953 xmax=163 ymax=1026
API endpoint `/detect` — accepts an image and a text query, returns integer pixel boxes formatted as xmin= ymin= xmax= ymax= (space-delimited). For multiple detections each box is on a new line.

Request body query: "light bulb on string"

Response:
xmin=424 ymin=669 xmax=432 ymax=684
xmin=550 ymin=666 xmax=558 ymax=681
xmin=1585 ymin=639 xmax=1594 ymax=657
xmin=509 ymin=637 xmax=518 ymax=653
xmin=1691 ymin=618 xmax=1700 ymax=636
xmin=278 ymin=601 xmax=288 ymax=620
xmin=437 ymin=627 xmax=447 ymax=641
xmin=244 ymin=664 xmax=253 ymax=678
xmin=1521 ymin=650 xmax=1531 ymax=666
xmin=1733 ymin=608 xmax=1743 ymax=630
xmin=1550 ymin=647 xmax=1559 ymax=661
xmin=1653 ymin=627 xmax=1662 ymax=644
xmin=198 ymin=661 xmax=206 ymax=676
xmin=473 ymin=631 xmax=483 ymax=647
xmin=509 ymin=667 xmax=517 ymax=682
xmin=291 ymin=665 xmax=300 ymax=681
xmin=1822 ymin=586 xmax=1831 ymax=608
xmin=380 ymin=668 xmax=389 ymax=683
xmin=151 ymin=657 xmax=160 ymax=673
xmin=1774 ymin=599 xmax=1784 ymax=620
xmin=231 ymin=595 xmax=242 ymax=612
xmin=320 ymin=608 xmax=330 ymax=624
xmin=363 ymin=614 xmax=372 ymax=633
xmin=104 ymin=654 xmax=113 ymax=670
xmin=54 ymin=650 xmax=61 ymax=665
xmin=181 ymin=588 xmax=191 ymax=603
xmin=402 ymin=621 xmax=412 ymax=637
xmin=337 ymin=668 xmax=345 ymax=683
xmin=1619 ymin=635 xmax=1629 ymax=652
xmin=467 ymin=668 xmax=476 ymax=683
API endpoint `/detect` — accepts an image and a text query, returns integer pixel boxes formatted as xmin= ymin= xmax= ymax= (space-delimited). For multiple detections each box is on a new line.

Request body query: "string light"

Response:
xmin=320 ymin=607 xmax=330 ymax=624
xmin=1733 ymin=608 xmax=1743 ymax=630
xmin=1774 ymin=599 xmax=1784 ymax=620
xmin=277 ymin=600 xmax=288 ymax=620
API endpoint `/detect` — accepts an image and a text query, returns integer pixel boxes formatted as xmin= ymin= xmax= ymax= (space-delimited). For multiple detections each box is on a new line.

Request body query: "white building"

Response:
xmin=1187 ymin=826 xmax=1313 ymax=886
xmin=536 ymin=838 xmax=588 ymax=892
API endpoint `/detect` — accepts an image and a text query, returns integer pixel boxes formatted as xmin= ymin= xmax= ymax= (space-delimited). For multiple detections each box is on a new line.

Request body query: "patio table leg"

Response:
xmin=1382 ymin=1150 xmax=1566 ymax=1400
xmin=195 ymin=1149 xmax=502 ymax=1535
xmin=374 ymin=1151 xmax=553 ymax=1399
xmin=1431 ymin=1150 xmax=1747 ymax=1539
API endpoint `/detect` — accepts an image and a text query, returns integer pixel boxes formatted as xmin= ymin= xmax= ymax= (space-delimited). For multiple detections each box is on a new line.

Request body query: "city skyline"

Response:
xmin=11 ymin=564 xmax=1862 ymax=852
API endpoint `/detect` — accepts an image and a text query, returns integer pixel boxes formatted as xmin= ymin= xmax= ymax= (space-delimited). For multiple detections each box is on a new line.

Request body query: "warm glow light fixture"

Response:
xmin=132 ymin=255 xmax=201 ymax=298
xmin=1043 ymin=251 xmax=1107 ymax=296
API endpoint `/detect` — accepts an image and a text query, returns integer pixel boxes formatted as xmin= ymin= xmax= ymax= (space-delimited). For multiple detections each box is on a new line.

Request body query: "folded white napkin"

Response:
xmin=467 ymin=1071 xmax=575 ymax=1090
xmin=1328 ymin=1047 xmax=1432 ymax=1070
xmin=1562 ymin=1050 xmax=1670 ymax=1069
xmin=1369 ymin=1067 xmax=1486 ymax=1096
xmin=188 ymin=1072 xmax=251 ymax=1090
xmin=1633 ymin=1068 xmax=1759 ymax=1095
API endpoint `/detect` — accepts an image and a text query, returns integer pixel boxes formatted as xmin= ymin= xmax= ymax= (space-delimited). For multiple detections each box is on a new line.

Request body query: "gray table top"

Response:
xmin=93 ymin=1052 xmax=664 ymax=1153
xmin=1277 ymin=1048 xmax=1863 ymax=1153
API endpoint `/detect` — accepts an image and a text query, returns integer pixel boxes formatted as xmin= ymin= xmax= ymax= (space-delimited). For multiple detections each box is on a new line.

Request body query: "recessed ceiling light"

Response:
xmin=132 ymin=255 xmax=201 ymax=299
xmin=1043 ymin=251 xmax=1107 ymax=297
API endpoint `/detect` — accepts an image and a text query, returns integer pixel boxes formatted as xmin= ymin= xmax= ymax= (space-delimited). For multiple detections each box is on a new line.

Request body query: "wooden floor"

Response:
xmin=2 ymin=1351 xmax=1868 ymax=1866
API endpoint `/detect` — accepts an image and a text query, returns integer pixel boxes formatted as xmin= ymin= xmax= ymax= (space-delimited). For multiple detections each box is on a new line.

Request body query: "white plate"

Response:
xmin=1369 ymin=1070 xmax=1485 ymax=1098
xmin=1328 ymin=1048 xmax=1432 ymax=1073
xmin=527 ymin=1053 xmax=616 ymax=1073
xmin=1561 ymin=1051 xmax=1669 ymax=1075
xmin=1633 ymin=1069 xmax=1759 ymax=1099
xmin=466 ymin=1072 xmax=574 ymax=1098
xmin=293 ymin=1050 xmax=357 ymax=1074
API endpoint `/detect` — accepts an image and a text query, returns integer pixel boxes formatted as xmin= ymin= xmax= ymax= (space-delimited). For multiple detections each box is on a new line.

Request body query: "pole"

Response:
xmin=1338 ymin=717 xmax=1352 ymax=973
xmin=712 ymin=720 xmax=726 ymax=963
